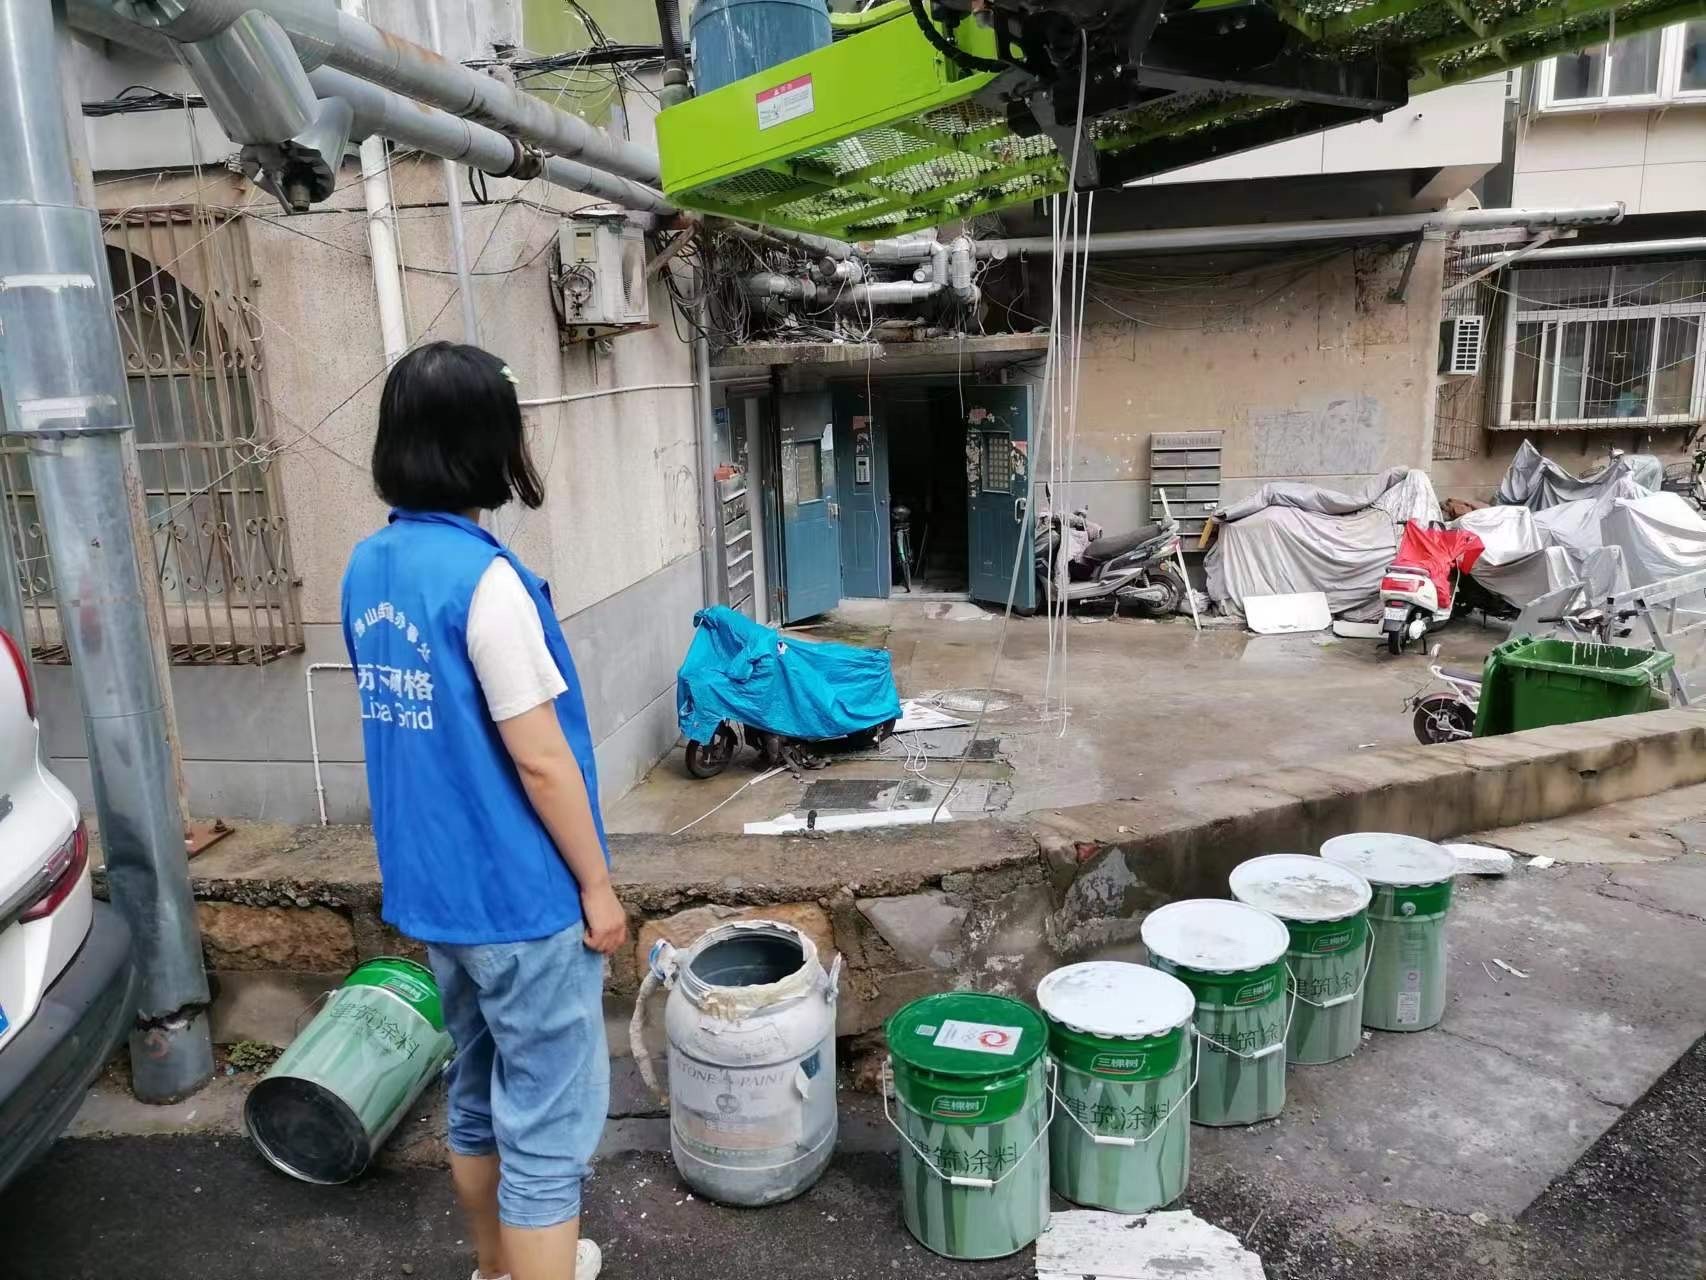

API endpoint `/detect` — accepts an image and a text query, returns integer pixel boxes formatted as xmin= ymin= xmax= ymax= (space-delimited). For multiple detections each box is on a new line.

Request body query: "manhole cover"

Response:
xmin=934 ymin=688 xmax=1019 ymax=714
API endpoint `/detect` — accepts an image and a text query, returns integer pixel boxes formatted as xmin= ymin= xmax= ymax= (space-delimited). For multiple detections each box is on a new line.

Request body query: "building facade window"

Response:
xmin=1538 ymin=21 xmax=1706 ymax=109
xmin=0 ymin=206 xmax=303 ymax=664
xmin=1499 ymin=259 xmax=1706 ymax=428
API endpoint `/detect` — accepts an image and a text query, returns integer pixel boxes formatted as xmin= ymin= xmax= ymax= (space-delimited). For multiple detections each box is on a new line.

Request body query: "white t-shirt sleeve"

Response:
xmin=466 ymin=558 xmax=568 ymax=722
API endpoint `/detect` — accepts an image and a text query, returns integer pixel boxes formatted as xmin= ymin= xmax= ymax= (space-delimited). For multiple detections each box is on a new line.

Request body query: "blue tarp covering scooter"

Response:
xmin=676 ymin=606 xmax=902 ymax=747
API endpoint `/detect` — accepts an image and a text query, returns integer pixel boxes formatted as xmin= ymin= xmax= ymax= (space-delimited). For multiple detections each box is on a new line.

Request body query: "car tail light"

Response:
xmin=1 ymin=627 xmax=32 ymax=721
xmin=19 ymin=822 xmax=89 ymax=923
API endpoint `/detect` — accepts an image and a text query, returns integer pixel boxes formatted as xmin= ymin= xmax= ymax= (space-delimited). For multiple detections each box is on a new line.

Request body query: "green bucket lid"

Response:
xmin=1229 ymin=854 xmax=1373 ymax=923
xmin=887 ymin=992 xmax=1047 ymax=1077
xmin=1320 ymin=832 xmax=1455 ymax=888
xmin=343 ymin=957 xmax=446 ymax=1032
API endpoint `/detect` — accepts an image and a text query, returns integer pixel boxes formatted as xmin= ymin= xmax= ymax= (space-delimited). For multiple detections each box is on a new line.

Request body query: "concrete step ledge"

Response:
xmin=93 ymin=707 xmax=1706 ymax=1052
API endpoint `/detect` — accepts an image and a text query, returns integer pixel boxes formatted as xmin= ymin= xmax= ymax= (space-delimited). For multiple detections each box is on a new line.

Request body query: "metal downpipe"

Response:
xmin=306 ymin=66 xmax=679 ymax=216
xmin=693 ymin=279 xmax=723 ymax=609
xmin=98 ymin=0 xmax=663 ymax=184
xmin=991 ymin=203 xmax=1628 ymax=255
xmin=0 ymin=0 xmax=213 ymax=1102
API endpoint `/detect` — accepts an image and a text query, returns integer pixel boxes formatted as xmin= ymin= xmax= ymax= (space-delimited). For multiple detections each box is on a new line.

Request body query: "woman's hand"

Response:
xmin=581 ymin=881 xmax=630 ymax=955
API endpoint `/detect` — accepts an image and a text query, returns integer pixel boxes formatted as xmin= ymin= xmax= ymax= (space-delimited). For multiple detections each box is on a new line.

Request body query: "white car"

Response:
xmin=0 ymin=626 xmax=135 ymax=1190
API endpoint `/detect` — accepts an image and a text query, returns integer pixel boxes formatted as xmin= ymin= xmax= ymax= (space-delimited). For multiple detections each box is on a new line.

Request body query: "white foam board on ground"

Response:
xmin=1447 ymin=843 xmax=1516 ymax=876
xmin=893 ymin=700 xmax=972 ymax=733
xmin=743 ymin=808 xmax=953 ymax=835
xmin=1332 ymin=618 xmax=1383 ymax=639
xmin=1244 ymin=591 xmax=1332 ymax=634
xmin=1036 ymin=1210 xmax=1266 ymax=1280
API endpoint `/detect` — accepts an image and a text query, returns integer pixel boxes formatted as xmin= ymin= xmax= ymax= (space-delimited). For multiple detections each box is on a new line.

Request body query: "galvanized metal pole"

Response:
xmin=0 ymin=0 xmax=213 ymax=1102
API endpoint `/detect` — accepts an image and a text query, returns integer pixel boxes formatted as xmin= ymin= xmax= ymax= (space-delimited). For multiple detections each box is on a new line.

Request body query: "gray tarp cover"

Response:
xmin=1495 ymin=439 xmax=1664 ymax=510
xmin=1601 ymin=492 xmax=1706 ymax=586
xmin=1453 ymin=503 xmax=1632 ymax=607
xmin=1206 ymin=469 xmax=1442 ymax=620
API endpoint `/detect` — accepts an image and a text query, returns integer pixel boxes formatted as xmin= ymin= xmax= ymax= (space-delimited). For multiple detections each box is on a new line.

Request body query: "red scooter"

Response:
xmin=1379 ymin=523 xmax=1485 ymax=655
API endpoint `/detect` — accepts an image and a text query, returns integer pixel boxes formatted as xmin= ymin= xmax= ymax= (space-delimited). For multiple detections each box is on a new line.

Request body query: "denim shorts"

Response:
xmin=426 ymin=921 xmax=610 ymax=1228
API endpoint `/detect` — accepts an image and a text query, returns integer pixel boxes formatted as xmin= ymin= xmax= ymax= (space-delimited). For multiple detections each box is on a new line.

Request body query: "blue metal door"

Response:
xmin=834 ymin=388 xmax=889 ymax=599
xmin=964 ymin=386 xmax=1036 ymax=611
xmin=779 ymin=391 xmax=843 ymax=622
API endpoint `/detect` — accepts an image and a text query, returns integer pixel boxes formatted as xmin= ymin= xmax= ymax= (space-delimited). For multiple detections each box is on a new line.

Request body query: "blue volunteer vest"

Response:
xmin=340 ymin=509 xmax=609 ymax=945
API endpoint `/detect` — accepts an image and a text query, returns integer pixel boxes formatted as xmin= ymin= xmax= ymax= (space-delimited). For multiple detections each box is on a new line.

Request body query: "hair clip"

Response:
xmin=500 ymin=364 xmax=520 ymax=387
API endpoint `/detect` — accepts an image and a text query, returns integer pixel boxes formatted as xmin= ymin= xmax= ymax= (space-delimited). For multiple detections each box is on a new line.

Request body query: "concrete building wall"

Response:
xmin=1138 ymin=79 xmax=1508 ymax=194
xmin=36 ymin=144 xmax=702 ymax=823
xmin=1056 ymin=242 xmax=1446 ymax=531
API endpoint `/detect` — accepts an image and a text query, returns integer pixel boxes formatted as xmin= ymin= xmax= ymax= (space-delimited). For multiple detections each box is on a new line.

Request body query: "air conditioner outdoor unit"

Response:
xmin=1441 ymin=314 xmax=1485 ymax=376
xmin=554 ymin=215 xmax=650 ymax=341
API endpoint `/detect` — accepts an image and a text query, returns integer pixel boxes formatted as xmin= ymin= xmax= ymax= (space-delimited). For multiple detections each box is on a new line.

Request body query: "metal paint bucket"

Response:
xmin=245 ymin=957 xmax=453 ymax=1183
xmin=1229 ymin=855 xmax=1374 ymax=1065
xmin=650 ymin=921 xmax=841 ymax=1207
xmin=1321 ymin=833 xmax=1456 ymax=1032
xmin=1141 ymin=900 xmax=1291 ymax=1127
xmin=884 ymin=992 xmax=1051 ymax=1260
xmin=1037 ymin=962 xmax=1197 ymax=1213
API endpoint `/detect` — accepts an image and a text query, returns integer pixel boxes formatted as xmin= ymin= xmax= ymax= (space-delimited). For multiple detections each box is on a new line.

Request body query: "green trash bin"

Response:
xmin=1474 ymin=636 xmax=1675 ymax=737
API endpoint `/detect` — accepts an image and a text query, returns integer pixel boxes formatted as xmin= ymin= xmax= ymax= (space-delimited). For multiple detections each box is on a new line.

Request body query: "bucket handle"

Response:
xmin=1288 ymin=922 xmax=1379 ymax=1011
xmin=292 ymin=988 xmax=335 ymax=1036
xmin=1047 ymin=1028 xmax=1203 ymax=1148
xmin=1194 ymin=979 xmax=1296 ymax=1061
xmin=880 ymin=1059 xmax=1057 ymax=1190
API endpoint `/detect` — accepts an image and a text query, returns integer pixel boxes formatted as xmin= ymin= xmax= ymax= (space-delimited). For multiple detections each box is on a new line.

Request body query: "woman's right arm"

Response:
xmin=497 ymin=704 xmax=629 ymax=955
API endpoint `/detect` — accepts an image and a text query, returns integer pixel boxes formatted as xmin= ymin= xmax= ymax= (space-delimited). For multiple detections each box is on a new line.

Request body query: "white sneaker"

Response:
xmin=467 ymin=1240 xmax=599 ymax=1280
xmin=576 ymin=1239 xmax=603 ymax=1280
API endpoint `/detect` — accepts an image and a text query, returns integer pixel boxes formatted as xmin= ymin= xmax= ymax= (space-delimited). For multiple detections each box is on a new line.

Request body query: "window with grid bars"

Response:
xmin=0 ymin=207 xmax=302 ymax=664
xmin=1499 ymin=259 xmax=1706 ymax=429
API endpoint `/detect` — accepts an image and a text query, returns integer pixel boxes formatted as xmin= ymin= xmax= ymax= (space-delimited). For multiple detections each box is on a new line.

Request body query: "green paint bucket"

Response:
xmin=1036 ymin=962 xmax=1196 ymax=1213
xmin=884 ymin=992 xmax=1051 ymax=1260
xmin=1229 ymin=854 xmax=1374 ymax=1066
xmin=1141 ymin=900 xmax=1291 ymax=1127
xmin=1321 ymin=833 xmax=1456 ymax=1033
xmin=245 ymin=957 xmax=454 ymax=1183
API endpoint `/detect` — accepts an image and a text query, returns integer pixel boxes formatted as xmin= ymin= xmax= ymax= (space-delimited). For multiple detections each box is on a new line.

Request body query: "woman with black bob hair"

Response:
xmin=342 ymin=341 xmax=624 ymax=1280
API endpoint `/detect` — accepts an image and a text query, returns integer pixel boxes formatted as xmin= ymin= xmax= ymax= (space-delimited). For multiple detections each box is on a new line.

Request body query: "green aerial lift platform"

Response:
xmin=657 ymin=0 xmax=1705 ymax=239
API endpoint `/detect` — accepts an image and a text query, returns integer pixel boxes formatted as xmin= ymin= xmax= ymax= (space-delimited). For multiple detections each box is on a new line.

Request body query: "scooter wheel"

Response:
xmin=685 ymin=725 xmax=739 ymax=779
xmin=1386 ymin=627 xmax=1405 ymax=656
xmin=1413 ymin=694 xmax=1475 ymax=744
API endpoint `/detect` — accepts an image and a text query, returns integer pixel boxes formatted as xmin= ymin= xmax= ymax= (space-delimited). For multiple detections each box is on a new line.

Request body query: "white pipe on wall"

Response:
xmin=305 ymin=661 xmax=353 ymax=826
xmin=340 ymin=0 xmax=406 ymax=363
xmin=516 ymin=381 xmax=698 ymax=408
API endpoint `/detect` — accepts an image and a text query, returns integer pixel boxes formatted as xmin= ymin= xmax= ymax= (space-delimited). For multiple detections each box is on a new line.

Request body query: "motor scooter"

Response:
xmin=1380 ymin=523 xmax=1485 ymax=655
xmin=677 ymin=606 xmax=901 ymax=779
xmin=1035 ymin=509 xmax=1186 ymax=616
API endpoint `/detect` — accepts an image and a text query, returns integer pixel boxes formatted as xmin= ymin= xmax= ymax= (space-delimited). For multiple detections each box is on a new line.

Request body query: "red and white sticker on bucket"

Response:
xmin=757 ymin=75 xmax=815 ymax=131
xmin=934 ymin=1019 xmax=1024 ymax=1056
